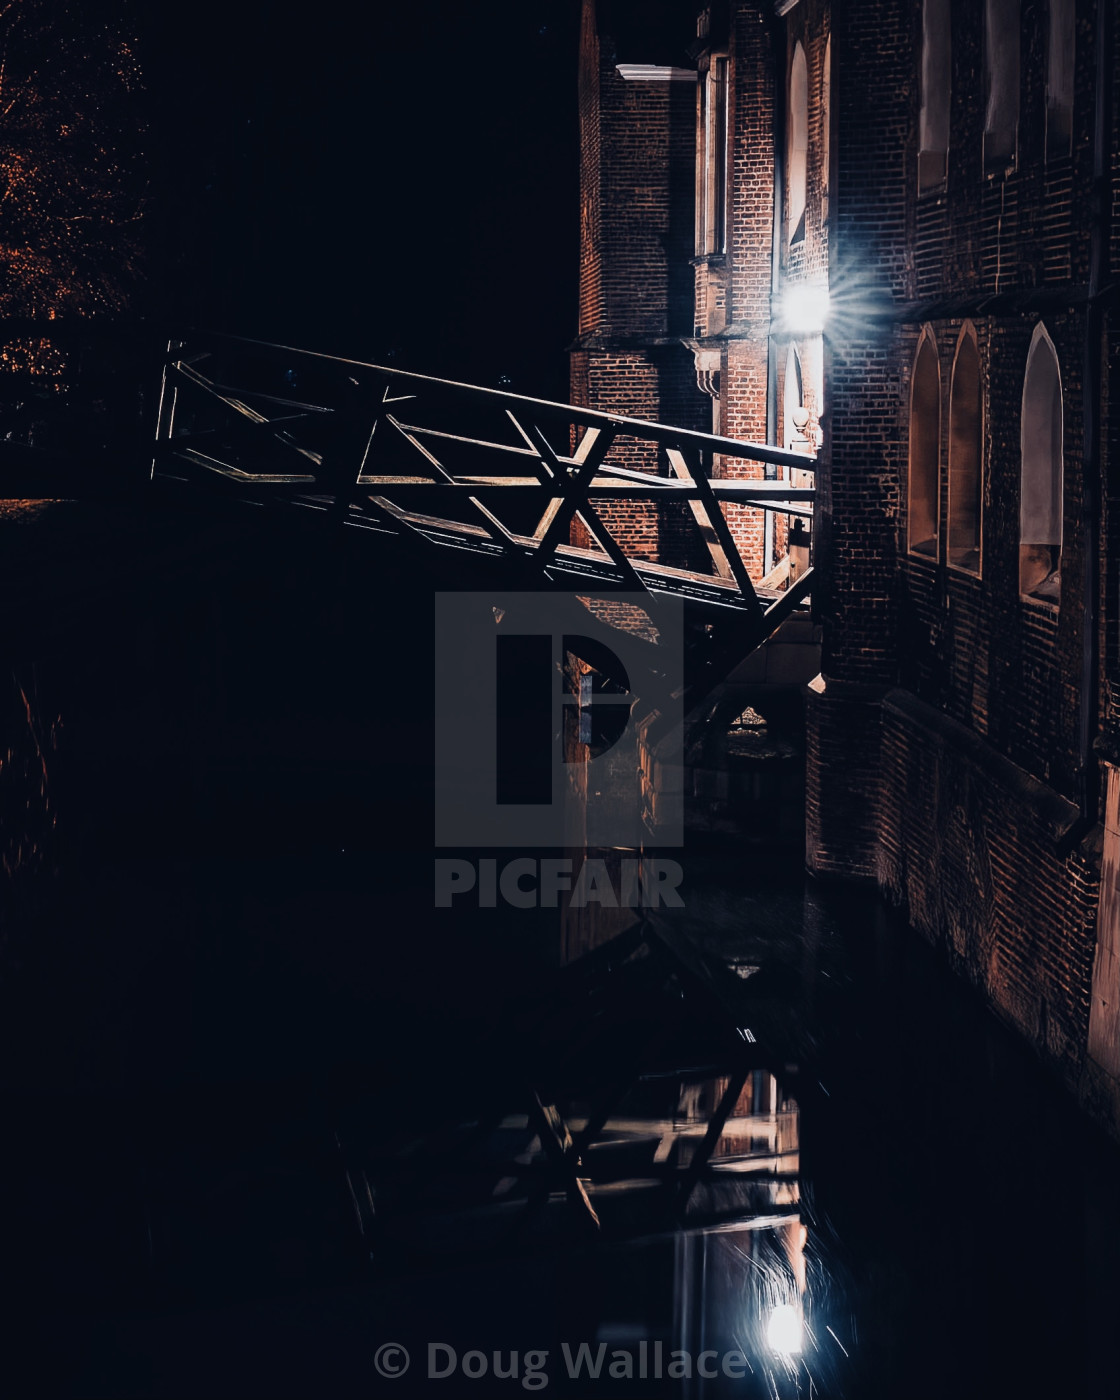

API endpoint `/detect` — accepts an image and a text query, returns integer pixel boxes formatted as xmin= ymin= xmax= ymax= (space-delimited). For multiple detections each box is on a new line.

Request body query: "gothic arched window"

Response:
xmin=948 ymin=325 xmax=982 ymax=573
xmin=1020 ymin=325 xmax=1063 ymax=601
xmin=984 ymin=0 xmax=1020 ymax=168
xmin=908 ymin=329 xmax=941 ymax=558
xmin=789 ymin=43 xmax=808 ymax=243
xmin=919 ymin=0 xmax=950 ymax=190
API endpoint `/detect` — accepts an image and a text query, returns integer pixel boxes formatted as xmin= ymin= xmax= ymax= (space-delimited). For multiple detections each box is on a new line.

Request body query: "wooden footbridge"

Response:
xmin=150 ymin=333 xmax=815 ymax=704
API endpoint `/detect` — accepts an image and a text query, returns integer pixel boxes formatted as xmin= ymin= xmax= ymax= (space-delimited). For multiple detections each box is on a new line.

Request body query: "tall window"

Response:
xmin=697 ymin=55 xmax=729 ymax=255
xmin=948 ymin=325 xmax=982 ymax=573
xmin=908 ymin=330 xmax=941 ymax=558
xmin=821 ymin=38 xmax=831 ymax=222
xmin=984 ymin=0 xmax=1020 ymax=168
xmin=788 ymin=43 xmax=808 ymax=244
xmin=919 ymin=0 xmax=950 ymax=190
xmin=1020 ymin=325 xmax=1063 ymax=601
xmin=784 ymin=346 xmax=804 ymax=450
xmin=1046 ymin=0 xmax=1075 ymax=156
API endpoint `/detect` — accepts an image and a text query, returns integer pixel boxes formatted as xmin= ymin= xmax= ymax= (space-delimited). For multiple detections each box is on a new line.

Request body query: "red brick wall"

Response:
xmin=806 ymin=0 xmax=1118 ymax=1134
xmin=806 ymin=0 xmax=909 ymax=895
xmin=878 ymin=690 xmax=1099 ymax=1094
xmin=577 ymin=0 xmax=604 ymax=340
xmin=573 ymin=0 xmax=1118 ymax=1135
xmin=895 ymin=314 xmax=1087 ymax=803
xmin=571 ymin=0 xmax=709 ymax=564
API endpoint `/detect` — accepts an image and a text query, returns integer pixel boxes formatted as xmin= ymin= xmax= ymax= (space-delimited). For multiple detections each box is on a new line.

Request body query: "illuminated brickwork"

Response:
xmin=576 ymin=0 xmax=1120 ymax=1138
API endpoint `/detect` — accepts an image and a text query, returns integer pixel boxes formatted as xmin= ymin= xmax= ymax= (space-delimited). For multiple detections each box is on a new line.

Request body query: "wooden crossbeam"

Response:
xmin=665 ymin=446 xmax=734 ymax=582
xmin=531 ymin=423 xmax=617 ymax=574
xmin=182 ymin=330 xmax=812 ymax=471
xmin=152 ymin=334 xmax=817 ymax=643
xmin=168 ymin=361 xmax=324 ymax=469
xmin=525 ymin=1090 xmax=600 ymax=1233
xmin=665 ymin=446 xmax=759 ymax=609
xmin=676 ymin=1069 xmax=749 ymax=1215
xmin=176 ymin=447 xmax=317 ymax=484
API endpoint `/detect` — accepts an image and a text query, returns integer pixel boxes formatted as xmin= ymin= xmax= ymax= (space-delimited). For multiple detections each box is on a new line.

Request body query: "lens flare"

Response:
xmin=779 ymin=285 xmax=830 ymax=335
xmin=766 ymin=1303 xmax=803 ymax=1356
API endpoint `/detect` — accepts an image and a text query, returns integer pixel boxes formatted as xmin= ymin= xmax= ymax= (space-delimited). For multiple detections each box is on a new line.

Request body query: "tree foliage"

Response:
xmin=0 ymin=0 xmax=146 ymax=380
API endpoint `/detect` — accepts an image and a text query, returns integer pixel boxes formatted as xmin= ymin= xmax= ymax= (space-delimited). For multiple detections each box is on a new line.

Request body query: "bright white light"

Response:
xmin=780 ymin=285 xmax=830 ymax=335
xmin=766 ymin=1303 xmax=803 ymax=1356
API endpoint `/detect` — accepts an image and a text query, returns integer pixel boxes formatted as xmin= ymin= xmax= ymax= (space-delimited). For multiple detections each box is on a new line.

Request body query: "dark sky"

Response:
xmin=138 ymin=0 xmax=580 ymax=400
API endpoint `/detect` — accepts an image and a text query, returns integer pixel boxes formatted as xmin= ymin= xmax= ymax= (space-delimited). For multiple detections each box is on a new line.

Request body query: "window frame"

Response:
xmin=696 ymin=52 xmax=730 ymax=257
xmin=983 ymin=0 xmax=1021 ymax=172
xmin=918 ymin=0 xmax=950 ymax=192
xmin=907 ymin=327 xmax=942 ymax=561
xmin=1019 ymin=323 xmax=1064 ymax=605
xmin=947 ymin=323 xmax=984 ymax=577
xmin=788 ymin=42 xmax=808 ymax=246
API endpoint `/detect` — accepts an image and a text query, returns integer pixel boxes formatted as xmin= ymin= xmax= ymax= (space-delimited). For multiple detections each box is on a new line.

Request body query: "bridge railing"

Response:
xmin=153 ymin=332 xmax=815 ymax=626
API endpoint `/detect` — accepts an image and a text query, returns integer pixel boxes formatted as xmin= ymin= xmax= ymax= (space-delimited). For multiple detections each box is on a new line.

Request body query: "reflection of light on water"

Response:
xmin=1 ymin=670 xmax=61 ymax=886
xmin=0 ymin=498 xmax=66 ymax=522
xmin=766 ymin=1302 xmax=803 ymax=1356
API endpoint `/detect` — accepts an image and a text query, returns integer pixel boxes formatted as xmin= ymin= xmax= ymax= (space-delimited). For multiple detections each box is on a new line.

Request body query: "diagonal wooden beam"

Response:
xmin=169 ymin=361 xmax=324 ymax=469
xmin=384 ymin=413 xmax=457 ymax=484
xmin=175 ymin=447 xmax=318 ymax=484
xmin=665 ymin=447 xmax=734 ymax=582
xmin=665 ymin=446 xmax=759 ymax=609
xmin=525 ymin=1089 xmax=600 ymax=1234
xmin=392 ymin=419 xmax=544 ymax=463
xmin=366 ymin=493 xmax=457 ymax=550
xmin=530 ymin=423 xmax=617 ymax=572
xmin=382 ymin=415 xmax=536 ymax=561
xmin=676 ymin=1069 xmax=749 ymax=1216
xmin=570 ymin=501 xmax=652 ymax=591
xmin=526 ymin=420 xmax=584 ymax=543
xmin=758 ymin=564 xmax=816 ymax=638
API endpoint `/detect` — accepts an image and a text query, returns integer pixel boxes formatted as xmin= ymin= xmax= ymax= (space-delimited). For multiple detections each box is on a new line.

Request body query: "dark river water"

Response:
xmin=0 ymin=498 xmax=1116 ymax=1399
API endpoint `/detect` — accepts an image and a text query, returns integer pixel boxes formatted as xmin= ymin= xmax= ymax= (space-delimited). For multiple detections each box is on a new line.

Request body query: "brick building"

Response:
xmin=573 ymin=0 xmax=1120 ymax=1138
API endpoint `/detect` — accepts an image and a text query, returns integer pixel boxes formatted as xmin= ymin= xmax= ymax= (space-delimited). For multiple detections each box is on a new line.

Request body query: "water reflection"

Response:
xmin=0 ymin=498 xmax=1116 ymax=1396
xmin=0 ymin=665 xmax=60 ymax=912
xmin=323 ymin=907 xmax=824 ymax=1397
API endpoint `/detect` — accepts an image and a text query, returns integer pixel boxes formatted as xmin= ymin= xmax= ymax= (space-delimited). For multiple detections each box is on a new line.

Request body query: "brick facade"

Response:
xmin=571 ymin=0 xmax=709 ymax=562
xmin=816 ymin=0 xmax=1116 ymax=1138
xmin=576 ymin=0 xmax=1120 ymax=1138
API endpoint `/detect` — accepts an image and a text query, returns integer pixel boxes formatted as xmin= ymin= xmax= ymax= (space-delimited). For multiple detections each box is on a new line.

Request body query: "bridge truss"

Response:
xmin=152 ymin=333 xmax=816 ymax=706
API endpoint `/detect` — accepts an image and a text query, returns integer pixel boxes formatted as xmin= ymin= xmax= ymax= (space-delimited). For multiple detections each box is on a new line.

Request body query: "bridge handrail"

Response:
xmin=178 ymin=332 xmax=816 ymax=475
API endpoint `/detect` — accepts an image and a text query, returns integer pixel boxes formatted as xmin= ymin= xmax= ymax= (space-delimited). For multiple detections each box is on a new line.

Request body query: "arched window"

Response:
xmin=908 ymin=330 xmax=941 ymax=558
xmin=1046 ymin=0 xmax=1074 ymax=156
xmin=788 ymin=43 xmax=808 ymax=243
xmin=784 ymin=346 xmax=804 ymax=450
xmin=821 ymin=38 xmax=831 ymax=222
xmin=919 ymin=0 xmax=950 ymax=190
xmin=697 ymin=53 xmax=729 ymax=255
xmin=948 ymin=325 xmax=982 ymax=573
xmin=1020 ymin=325 xmax=1063 ymax=601
xmin=984 ymin=0 xmax=1020 ymax=168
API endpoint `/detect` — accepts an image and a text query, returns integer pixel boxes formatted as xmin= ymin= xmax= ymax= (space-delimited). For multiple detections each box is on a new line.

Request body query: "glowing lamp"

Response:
xmin=780 ymin=285 xmax=830 ymax=336
xmin=766 ymin=1303 xmax=803 ymax=1357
